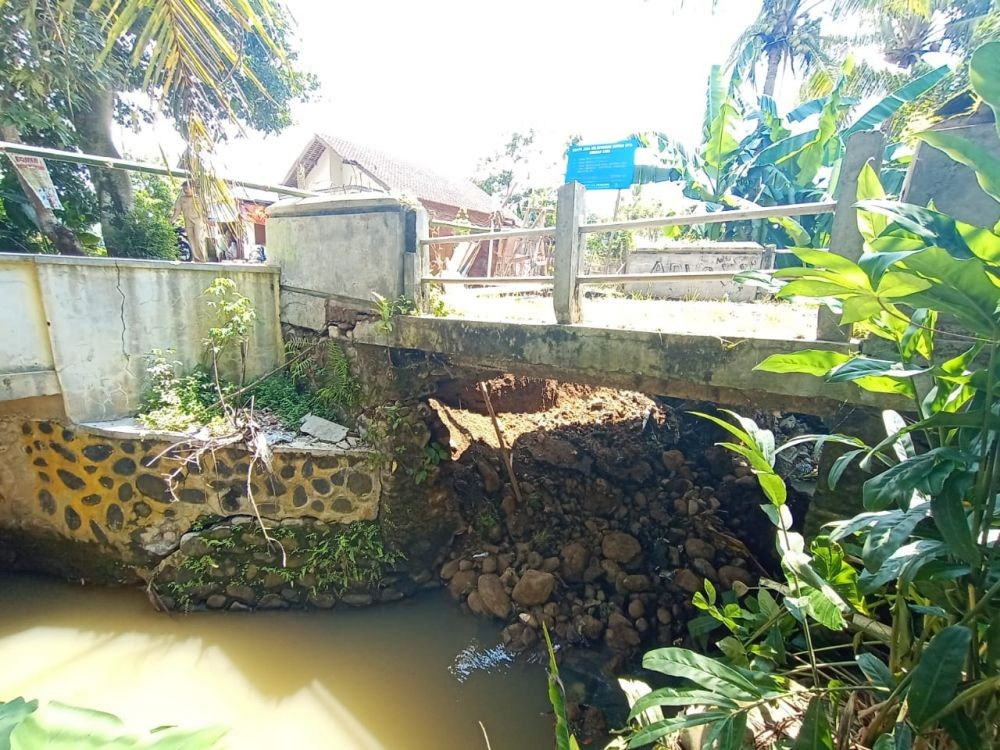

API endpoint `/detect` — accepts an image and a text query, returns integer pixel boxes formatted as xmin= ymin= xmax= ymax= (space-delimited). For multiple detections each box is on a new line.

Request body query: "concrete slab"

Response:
xmin=352 ymin=315 xmax=908 ymax=416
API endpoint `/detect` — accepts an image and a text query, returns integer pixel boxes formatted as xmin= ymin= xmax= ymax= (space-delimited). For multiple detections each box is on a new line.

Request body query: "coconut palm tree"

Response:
xmin=727 ymin=0 xmax=833 ymax=98
xmin=835 ymin=0 xmax=994 ymax=69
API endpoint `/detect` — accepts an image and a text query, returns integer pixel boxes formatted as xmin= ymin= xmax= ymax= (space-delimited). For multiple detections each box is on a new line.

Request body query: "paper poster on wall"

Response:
xmin=11 ymin=155 xmax=63 ymax=210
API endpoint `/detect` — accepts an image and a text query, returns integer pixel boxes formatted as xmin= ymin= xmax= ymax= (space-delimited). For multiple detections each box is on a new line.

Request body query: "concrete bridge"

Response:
xmin=261 ymin=131 xmax=898 ymax=418
xmin=0 ymin=143 xmax=899 ymax=612
xmin=0 ymin=136 xmax=896 ymax=424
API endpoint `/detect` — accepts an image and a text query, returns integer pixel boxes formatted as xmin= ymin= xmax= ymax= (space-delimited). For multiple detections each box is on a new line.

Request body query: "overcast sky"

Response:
xmin=119 ymin=0 xmax=770 ymax=191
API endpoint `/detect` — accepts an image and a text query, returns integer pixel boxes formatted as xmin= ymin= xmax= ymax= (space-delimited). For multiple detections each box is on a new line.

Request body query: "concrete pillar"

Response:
xmin=404 ymin=207 xmax=430 ymax=313
xmin=553 ymin=182 xmax=586 ymax=325
xmin=817 ymin=130 xmax=885 ymax=341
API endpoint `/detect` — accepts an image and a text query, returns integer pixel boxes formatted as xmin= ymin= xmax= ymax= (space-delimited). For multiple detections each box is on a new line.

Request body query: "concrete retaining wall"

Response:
xmin=266 ymin=195 xmax=415 ymax=329
xmin=624 ymin=243 xmax=764 ymax=302
xmin=0 ymin=254 xmax=283 ymax=422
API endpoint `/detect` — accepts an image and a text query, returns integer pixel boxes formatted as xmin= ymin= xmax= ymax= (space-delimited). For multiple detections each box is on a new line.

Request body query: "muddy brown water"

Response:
xmin=0 ymin=573 xmax=552 ymax=749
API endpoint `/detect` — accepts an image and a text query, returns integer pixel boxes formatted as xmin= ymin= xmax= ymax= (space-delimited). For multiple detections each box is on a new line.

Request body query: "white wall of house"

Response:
xmin=302 ymin=147 xmax=385 ymax=194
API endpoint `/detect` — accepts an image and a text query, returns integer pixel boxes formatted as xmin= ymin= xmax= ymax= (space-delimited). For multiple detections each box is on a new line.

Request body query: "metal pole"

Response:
xmin=0 ymin=140 xmax=319 ymax=199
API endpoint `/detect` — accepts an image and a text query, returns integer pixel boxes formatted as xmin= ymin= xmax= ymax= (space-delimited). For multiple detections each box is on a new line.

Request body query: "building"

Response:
xmin=281 ymin=134 xmax=514 ymax=275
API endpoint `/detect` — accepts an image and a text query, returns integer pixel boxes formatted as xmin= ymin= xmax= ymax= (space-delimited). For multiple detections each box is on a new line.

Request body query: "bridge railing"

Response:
xmin=411 ymin=131 xmax=886 ymax=342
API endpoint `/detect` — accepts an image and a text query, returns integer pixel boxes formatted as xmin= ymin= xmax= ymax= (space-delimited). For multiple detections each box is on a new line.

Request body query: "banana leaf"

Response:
xmin=843 ymin=65 xmax=951 ymax=138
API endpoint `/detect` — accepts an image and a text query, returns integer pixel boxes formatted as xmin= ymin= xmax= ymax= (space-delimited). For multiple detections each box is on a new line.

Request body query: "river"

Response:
xmin=0 ymin=573 xmax=553 ymax=749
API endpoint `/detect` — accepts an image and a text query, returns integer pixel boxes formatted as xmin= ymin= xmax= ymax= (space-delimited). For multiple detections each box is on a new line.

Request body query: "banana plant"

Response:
xmin=639 ymin=62 xmax=950 ymax=250
xmin=616 ymin=42 xmax=1000 ymax=750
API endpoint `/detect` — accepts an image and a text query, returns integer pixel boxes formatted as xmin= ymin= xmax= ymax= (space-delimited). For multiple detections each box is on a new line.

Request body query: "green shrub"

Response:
xmin=0 ymin=696 xmax=225 ymax=748
xmin=104 ymin=175 xmax=178 ymax=260
xmin=615 ymin=42 xmax=1000 ymax=750
xmin=247 ymin=372 xmax=322 ymax=428
xmin=138 ymin=349 xmax=230 ymax=433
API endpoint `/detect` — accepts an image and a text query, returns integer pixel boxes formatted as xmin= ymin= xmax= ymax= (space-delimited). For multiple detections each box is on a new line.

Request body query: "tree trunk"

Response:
xmin=71 ymin=88 xmax=134 ymax=222
xmin=0 ymin=126 xmax=85 ymax=255
xmin=763 ymin=45 xmax=782 ymax=98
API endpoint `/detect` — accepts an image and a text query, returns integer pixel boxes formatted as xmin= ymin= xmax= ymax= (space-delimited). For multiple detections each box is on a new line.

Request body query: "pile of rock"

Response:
xmin=439 ymin=426 xmax=764 ymax=660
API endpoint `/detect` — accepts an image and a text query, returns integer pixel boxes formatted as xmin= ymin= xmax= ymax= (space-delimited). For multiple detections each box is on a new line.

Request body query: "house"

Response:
xmin=281 ymin=134 xmax=514 ymax=275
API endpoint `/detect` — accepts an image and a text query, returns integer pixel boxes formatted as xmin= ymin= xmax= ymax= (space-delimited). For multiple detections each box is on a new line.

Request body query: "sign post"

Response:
xmin=9 ymin=154 xmax=62 ymax=210
xmin=564 ymin=138 xmax=638 ymax=191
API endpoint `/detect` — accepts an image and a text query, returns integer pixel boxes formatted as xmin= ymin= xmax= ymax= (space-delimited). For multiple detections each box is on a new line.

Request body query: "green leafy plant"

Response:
xmin=426 ymin=283 xmax=450 ymax=317
xmin=204 ymin=277 xmax=257 ymax=391
xmin=102 ymin=175 xmax=178 ymax=260
xmin=0 ymin=696 xmax=225 ymax=749
xmin=282 ymin=521 xmax=404 ymax=594
xmin=138 ymin=349 xmax=231 ymax=433
xmin=473 ymin=506 xmax=501 ymax=538
xmin=314 ymin=341 xmax=361 ymax=410
xmin=617 ymin=41 xmax=1000 ymax=750
xmin=247 ymin=372 xmax=317 ymax=427
xmin=543 ymin=623 xmax=582 ymax=750
xmin=413 ymin=441 xmax=448 ymax=485
xmin=640 ymin=60 xmax=949 ymax=251
xmin=372 ymin=292 xmax=413 ymax=334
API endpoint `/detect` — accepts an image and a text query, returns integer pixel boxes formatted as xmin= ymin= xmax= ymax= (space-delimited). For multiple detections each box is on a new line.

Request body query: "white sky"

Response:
xmin=117 ymin=0 xmax=781 ymax=195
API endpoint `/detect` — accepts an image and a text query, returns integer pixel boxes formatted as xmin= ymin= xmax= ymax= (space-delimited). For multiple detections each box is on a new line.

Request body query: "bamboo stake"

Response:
xmin=478 ymin=382 xmax=524 ymax=506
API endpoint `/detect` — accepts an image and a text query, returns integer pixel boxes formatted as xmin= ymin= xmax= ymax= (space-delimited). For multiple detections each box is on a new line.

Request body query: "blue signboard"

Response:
xmin=564 ymin=138 xmax=639 ymax=190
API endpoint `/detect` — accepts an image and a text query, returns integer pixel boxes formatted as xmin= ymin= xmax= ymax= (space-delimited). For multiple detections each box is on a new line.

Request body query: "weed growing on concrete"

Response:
xmin=426 ymin=283 xmax=450 ymax=317
xmin=372 ymin=292 xmax=413 ymax=334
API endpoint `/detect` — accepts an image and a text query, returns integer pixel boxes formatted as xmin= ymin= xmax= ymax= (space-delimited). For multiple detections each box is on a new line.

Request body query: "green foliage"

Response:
xmin=0 ymin=152 xmax=101 ymax=254
xmin=204 ymin=278 xmax=256 ymax=360
xmin=0 ymin=696 xmax=224 ymax=749
xmin=314 ymin=341 xmax=361 ymax=411
xmin=204 ymin=277 xmax=256 ymax=388
xmin=413 ymin=441 xmax=448 ymax=485
xmin=138 ymin=350 xmax=230 ymax=433
xmin=247 ymin=373 xmax=320 ymax=427
xmin=472 ymin=506 xmax=501 ymax=538
xmin=274 ymin=521 xmax=403 ymax=595
xmin=542 ymin=624 xmax=582 ymax=750
xmin=426 ymin=284 xmax=450 ymax=317
xmin=372 ymin=292 xmax=413 ymax=334
xmin=618 ymin=45 xmax=1000 ymax=748
xmin=640 ymin=62 xmax=949 ymax=251
xmin=254 ymin=338 xmax=360 ymax=427
xmin=103 ymin=175 xmax=178 ymax=260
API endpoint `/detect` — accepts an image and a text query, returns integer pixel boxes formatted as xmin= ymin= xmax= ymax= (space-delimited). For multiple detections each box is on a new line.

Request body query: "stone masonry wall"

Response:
xmin=0 ymin=417 xmax=392 ymax=607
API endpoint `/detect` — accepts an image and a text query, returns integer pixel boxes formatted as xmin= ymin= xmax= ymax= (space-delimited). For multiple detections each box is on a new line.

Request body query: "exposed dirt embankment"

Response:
xmin=429 ymin=378 xmax=816 ymax=670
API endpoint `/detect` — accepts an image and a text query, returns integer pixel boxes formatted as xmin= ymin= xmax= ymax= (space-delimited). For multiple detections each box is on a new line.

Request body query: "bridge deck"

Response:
xmin=352 ymin=306 xmax=901 ymax=417
xmin=440 ymin=290 xmax=820 ymax=341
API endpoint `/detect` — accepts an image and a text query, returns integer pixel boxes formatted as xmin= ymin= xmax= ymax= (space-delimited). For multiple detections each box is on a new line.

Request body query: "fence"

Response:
xmin=409 ymin=130 xmax=886 ymax=343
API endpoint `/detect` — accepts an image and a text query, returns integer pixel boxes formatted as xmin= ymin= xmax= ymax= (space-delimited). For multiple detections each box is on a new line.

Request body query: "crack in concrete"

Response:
xmin=114 ymin=262 xmax=130 ymax=365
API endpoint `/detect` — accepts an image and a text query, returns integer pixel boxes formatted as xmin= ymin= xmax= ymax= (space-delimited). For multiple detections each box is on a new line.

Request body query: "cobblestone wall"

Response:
xmin=1 ymin=418 xmax=382 ymax=587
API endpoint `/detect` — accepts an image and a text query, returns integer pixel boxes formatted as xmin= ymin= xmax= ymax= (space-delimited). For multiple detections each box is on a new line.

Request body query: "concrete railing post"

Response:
xmin=817 ymin=130 xmax=885 ymax=341
xmin=554 ymin=182 xmax=586 ymax=324
xmin=403 ymin=206 xmax=430 ymax=313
